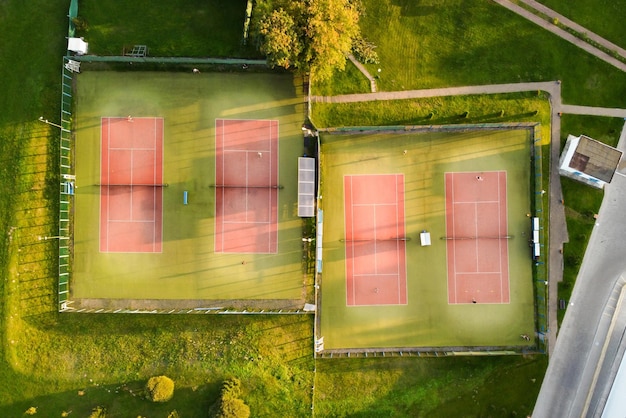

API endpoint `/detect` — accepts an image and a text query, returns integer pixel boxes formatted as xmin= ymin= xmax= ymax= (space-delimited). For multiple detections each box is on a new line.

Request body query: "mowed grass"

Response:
xmin=315 ymin=355 xmax=547 ymax=417
xmin=538 ymin=0 xmax=626 ymax=49
xmin=312 ymin=92 xmax=552 ymax=145
xmin=314 ymin=0 xmax=626 ymax=108
xmin=76 ymin=0 xmax=258 ymax=57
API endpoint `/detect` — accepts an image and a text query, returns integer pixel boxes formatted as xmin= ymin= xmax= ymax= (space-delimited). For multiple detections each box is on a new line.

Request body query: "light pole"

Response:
xmin=38 ymin=236 xmax=69 ymax=241
xmin=38 ymin=116 xmax=69 ymax=132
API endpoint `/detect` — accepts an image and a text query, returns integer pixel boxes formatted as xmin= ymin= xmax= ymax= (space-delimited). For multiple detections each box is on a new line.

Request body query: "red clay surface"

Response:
xmin=445 ymin=171 xmax=510 ymax=304
xmin=344 ymin=174 xmax=407 ymax=306
xmin=215 ymin=119 xmax=279 ymax=253
xmin=100 ymin=117 xmax=163 ymax=253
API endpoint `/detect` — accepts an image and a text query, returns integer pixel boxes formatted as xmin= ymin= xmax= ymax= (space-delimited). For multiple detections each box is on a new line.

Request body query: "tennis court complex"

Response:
xmin=319 ymin=127 xmax=535 ymax=350
xmin=71 ymin=70 xmax=305 ymax=308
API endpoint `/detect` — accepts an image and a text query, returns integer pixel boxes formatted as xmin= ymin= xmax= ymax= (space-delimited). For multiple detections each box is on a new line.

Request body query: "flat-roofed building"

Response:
xmin=559 ymin=134 xmax=623 ymax=189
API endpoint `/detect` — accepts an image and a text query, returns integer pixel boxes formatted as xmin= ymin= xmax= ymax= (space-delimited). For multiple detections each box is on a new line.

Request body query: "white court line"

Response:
xmin=352 ymin=202 xmax=399 ymax=207
xmin=453 ymin=199 xmax=501 ymax=204
xmin=104 ymin=117 xmax=109 ymax=251
xmin=352 ymin=273 xmax=401 ymax=277
xmin=474 ymin=201 xmax=479 ymax=273
xmin=109 ymin=219 xmax=155 ymax=223
xmin=451 ymin=173 xmax=457 ymax=303
xmin=222 ymin=148 xmax=270 ymax=153
xmin=108 ymin=147 xmax=156 ymax=151
xmin=223 ymin=220 xmax=272 ymax=225
xmin=497 ymin=172 xmax=503 ymax=301
xmin=350 ymin=176 xmax=356 ymax=304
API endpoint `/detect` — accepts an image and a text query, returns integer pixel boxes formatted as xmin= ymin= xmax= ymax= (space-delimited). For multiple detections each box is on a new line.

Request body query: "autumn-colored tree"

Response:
xmin=253 ymin=0 xmax=362 ymax=81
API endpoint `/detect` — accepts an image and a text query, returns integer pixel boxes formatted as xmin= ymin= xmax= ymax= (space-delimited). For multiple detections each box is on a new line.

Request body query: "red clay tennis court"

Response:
xmin=445 ymin=171 xmax=510 ymax=304
xmin=344 ymin=174 xmax=407 ymax=306
xmin=100 ymin=117 xmax=163 ymax=253
xmin=215 ymin=119 xmax=279 ymax=253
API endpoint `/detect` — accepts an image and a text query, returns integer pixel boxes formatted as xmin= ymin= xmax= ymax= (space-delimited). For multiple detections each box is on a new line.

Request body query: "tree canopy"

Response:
xmin=254 ymin=0 xmax=362 ymax=81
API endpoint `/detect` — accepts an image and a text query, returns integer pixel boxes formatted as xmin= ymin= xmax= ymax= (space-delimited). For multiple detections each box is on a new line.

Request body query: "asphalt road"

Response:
xmin=533 ymin=124 xmax=626 ymax=417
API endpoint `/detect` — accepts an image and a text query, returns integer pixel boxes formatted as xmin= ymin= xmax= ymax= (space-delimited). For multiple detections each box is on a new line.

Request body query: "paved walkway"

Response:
xmin=347 ymin=54 xmax=377 ymax=93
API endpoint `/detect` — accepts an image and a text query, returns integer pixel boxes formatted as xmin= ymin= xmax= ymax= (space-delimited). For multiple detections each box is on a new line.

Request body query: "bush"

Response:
xmin=88 ymin=406 xmax=107 ymax=418
xmin=71 ymin=16 xmax=88 ymax=32
xmin=146 ymin=375 xmax=175 ymax=403
xmin=213 ymin=397 xmax=250 ymax=418
xmin=209 ymin=378 xmax=250 ymax=418
xmin=352 ymin=33 xmax=380 ymax=64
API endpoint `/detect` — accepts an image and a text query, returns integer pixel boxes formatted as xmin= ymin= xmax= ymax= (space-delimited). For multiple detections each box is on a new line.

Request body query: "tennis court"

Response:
xmin=344 ymin=174 xmax=407 ymax=306
xmin=444 ymin=171 xmax=510 ymax=304
xmin=215 ymin=119 xmax=279 ymax=254
xmin=319 ymin=127 xmax=536 ymax=350
xmin=71 ymin=70 xmax=305 ymax=306
xmin=100 ymin=117 xmax=164 ymax=253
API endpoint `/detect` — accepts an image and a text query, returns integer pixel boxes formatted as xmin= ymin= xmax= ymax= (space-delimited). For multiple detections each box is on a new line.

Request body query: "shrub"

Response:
xmin=88 ymin=406 xmax=107 ymax=418
xmin=209 ymin=378 xmax=250 ymax=418
xmin=146 ymin=376 xmax=175 ymax=403
xmin=352 ymin=33 xmax=380 ymax=64
xmin=71 ymin=16 xmax=88 ymax=32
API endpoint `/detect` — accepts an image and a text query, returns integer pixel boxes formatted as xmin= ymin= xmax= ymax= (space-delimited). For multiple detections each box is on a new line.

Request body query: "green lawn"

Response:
xmin=76 ymin=0 xmax=258 ymax=58
xmin=315 ymin=355 xmax=548 ymax=417
xmin=315 ymin=0 xmax=626 ymax=108
xmin=538 ymin=0 xmax=626 ymax=49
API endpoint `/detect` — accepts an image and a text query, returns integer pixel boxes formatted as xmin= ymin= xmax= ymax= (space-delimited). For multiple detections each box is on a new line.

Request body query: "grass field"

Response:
xmin=75 ymin=0 xmax=257 ymax=58
xmin=320 ymin=128 xmax=535 ymax=349
xmin=538 ymin=0 xmax=626 ymax=50
xmin=314 ymin=0 xmax=626 ymax=108
xmin=0 ymin=0 xmax=622 ymax=415
xmin=72 ymin=69 xmax=306 ymax=306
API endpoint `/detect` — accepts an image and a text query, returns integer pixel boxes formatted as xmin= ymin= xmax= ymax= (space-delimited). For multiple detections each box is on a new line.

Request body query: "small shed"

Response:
xmin=67 ymin=37 xmax=88 ymax=55
xmin=559 ymin=134 xmax=622 ymax=189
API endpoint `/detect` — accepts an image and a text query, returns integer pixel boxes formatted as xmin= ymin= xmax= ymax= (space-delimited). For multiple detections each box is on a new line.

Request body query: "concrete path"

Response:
xmin=492 ymin=0 xmax=626 ymax=72
xmin=560 ymin=105 xmax=626 ymax=118
xmin=347 ymin=54 xmax=377 ymax=93
xmin=533 ymin=122 xmax=626 ymax=418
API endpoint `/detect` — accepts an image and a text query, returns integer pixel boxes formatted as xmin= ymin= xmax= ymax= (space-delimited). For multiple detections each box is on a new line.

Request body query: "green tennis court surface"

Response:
xmin=72 ymin=70 xmax=305 ymax=307
xmin=319 ymin=128 xmax=535 ymax=349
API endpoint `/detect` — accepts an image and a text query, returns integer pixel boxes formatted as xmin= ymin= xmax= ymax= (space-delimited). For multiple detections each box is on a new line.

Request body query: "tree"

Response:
xmin=209 ymin=378 xmax=250 ymax=418
xmin=145 ymin=375 xmax=175 ymax=402
xmin=254 ymin=0 xmax=362 ymax=82
xmin=258 ymin=9 xmax=303 ymax=69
